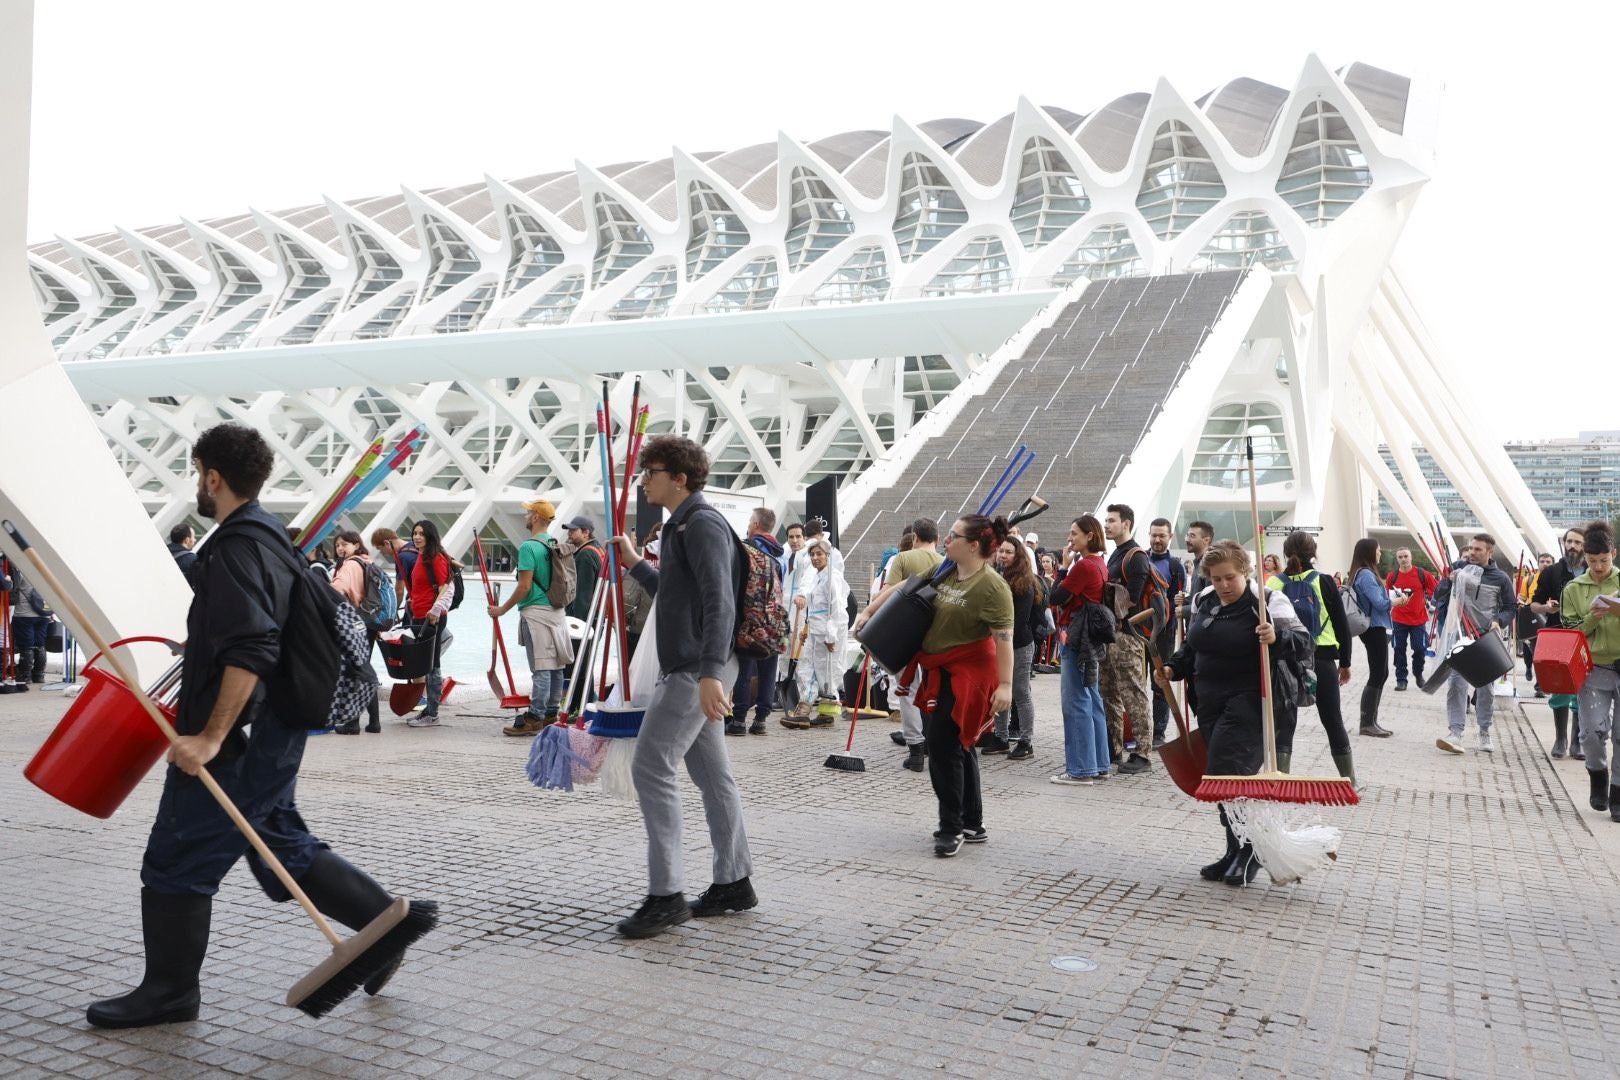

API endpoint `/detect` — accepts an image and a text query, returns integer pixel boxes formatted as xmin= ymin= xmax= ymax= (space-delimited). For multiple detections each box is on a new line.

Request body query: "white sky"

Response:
xmin=24 ymin=0 xmax=1616 ymax=441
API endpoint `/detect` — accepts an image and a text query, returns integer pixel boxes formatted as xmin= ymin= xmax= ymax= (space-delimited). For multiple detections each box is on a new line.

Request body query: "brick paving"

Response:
xmin=2 ymin=668 xmax=1618 ymax=1078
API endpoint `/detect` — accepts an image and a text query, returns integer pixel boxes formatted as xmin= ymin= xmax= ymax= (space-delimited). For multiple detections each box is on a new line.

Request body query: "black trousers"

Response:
xmin=923 ymin=669 xmax=982 ymax=837
xmin=1311 ymin=647 xmax=1352 ymax=754
xmin=1360 ymin=628 xmax=1389 ymax=724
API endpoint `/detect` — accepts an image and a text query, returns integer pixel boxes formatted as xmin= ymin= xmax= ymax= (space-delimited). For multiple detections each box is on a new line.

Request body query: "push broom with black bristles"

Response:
xmin=3 ymin=520 xmax=438 ymax=1017
xmin=1190 ymin=441 xmax=1359 ymax=810
xmin=826 ymin=651 xmax=872 ymax=772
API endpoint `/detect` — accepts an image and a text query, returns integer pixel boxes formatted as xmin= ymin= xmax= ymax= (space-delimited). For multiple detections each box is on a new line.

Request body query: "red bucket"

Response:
xmin=24 ymin=637 xmax=179 ymax=819
xmin=1535 ymin=628 xmax=1593 ymax=695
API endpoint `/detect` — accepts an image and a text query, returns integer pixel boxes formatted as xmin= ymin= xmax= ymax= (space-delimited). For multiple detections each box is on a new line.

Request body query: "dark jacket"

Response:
xmin=168 ymin=540 xmax=199 ymax=587
xmin=628 ymin=493 xmax=738 ymax=681
xmin=567 ymin=541 xmax=603 ymax=621
xmin=178 ymin=502 xmax=296 ymax=738
xmin=1435 ymin=558 xmax=1517 ymax=637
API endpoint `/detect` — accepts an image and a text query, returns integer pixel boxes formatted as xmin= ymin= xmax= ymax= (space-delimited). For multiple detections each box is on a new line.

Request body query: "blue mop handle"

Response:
xmin=976 ymin=445 xmax=1027 ymax=517
xmin=595 ymin=409 xmax=622 ymax=597
xmin=982 ymin=447 xmax=1036 ymax=518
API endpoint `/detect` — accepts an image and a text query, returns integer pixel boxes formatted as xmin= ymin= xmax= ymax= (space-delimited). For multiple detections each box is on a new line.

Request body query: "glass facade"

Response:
xmin=419 ymin=215 xmax=480 ymax=302
xmin=811 ymin=245 xmax=889 ymax=305
xmin=922 ymin=234 xmax=1011 ymax=296
xmin=267 ymin=235 xmax=331 ymax=319
xmin=1189 ymin=401 xmax=1292 ymax=488
xmin=893 ymin=153 xmax=968 ymax=262
xmin=1051 ymin=223 xmax=1143 ymax=284
xmin=341 ymin=225 xmax=412 ymax=339
xmin=518 ymin=272 xmax=584 ymax=326
xmin=1010 ymin=137 xmax=1090 ymax=250
xmin=1277 ymin=102 xmax=1372 ymax=227
xmin=1136 ymin=121 xmax=1226 ymax=240
xmin=784 ymin=167 xmax=853 ymax=272
xmin=1188 ymin=211 xmax=1296 ymax=271
xmin=704 ymin=255 xmax=779 ymax=313
xmin=591 ymin=193 xmax=654 ymax=287
xmin=29 ymin=266 xmax=79 ymax=325
xmin=133 ymin=253 xmax=196 ymax=331
xmin=686 ymin=182 xmax=751 ymax=281
xmin=502 ymin=205 xmax=563 ymax=296
xmin=608 ymin=262 xmax=678 ymax=321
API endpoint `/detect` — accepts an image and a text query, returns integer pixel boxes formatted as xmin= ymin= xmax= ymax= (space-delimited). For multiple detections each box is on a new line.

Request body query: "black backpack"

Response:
xmin=230 ymin=523 xmax=345 ymax=730
xmin=423 ymin=555 xmax=466 ymax=611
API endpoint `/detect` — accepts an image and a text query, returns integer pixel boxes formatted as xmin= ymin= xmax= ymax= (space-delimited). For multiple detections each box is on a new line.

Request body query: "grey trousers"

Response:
xmin=631 ymin=658 xmax=751 ymax=896
xmin=1445 ymin=669 xmax=1494 ymax=738
xmin=1579 ymin=666 xmax=1620 ymax=770
xmin=897 ymin=661 xmax=925 ymax=746
xmin=994 ymin=643 xmax=1035 ymax=743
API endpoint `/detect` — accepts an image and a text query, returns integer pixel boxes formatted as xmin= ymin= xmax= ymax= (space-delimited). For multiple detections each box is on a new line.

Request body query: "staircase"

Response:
xmin=842 ymin=270 xmax=1250 ymax=572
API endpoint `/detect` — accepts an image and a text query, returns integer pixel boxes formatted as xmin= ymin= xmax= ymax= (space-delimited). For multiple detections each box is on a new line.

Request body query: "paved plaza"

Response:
xmin=3 ymin=667 xmax=1619 ymax=1079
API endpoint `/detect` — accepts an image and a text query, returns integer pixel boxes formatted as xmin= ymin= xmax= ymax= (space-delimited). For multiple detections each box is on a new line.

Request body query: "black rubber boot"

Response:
xmin=294 ymin=850 xmax=407 ymax=995
xmin=365 ymin=689 xmax=382 ymax=733
xmin=1359 ymin=687 xmax=1392 ymax=736
xmin=902 ymin=744 xmax=927 ymax=772
xmin=1610 ymin=787 xmax=1620 ymax=824
xmin=1590 ymin=769 xmax=1609 ymax=812
xmin=1276 ymin=751 xmax=1291 ymax=774
xmin=1223 ymin=843 xmax=1260 ymax=887
xmin=1332 ymin=750 xmax=1357 ymax=788
xmin=1552 ymin=708 xmax=1569 ymax=759
xmin=87 ymin=889 xmax=211 ymax=1029
xmin=1201 ymin=808 xmax=1239 ymax=881
xmin=28 ymin=647 xmax=47 ymax=683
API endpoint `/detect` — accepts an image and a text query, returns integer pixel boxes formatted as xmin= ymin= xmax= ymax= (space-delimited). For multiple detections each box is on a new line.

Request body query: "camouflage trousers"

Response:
xmin=1100 ymin=631 xmax=1152 ymax=760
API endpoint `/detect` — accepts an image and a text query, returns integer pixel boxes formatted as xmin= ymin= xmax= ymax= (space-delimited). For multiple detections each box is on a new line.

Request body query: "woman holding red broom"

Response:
xmin=858 ymin=515 xmax=1014 ymax=858
xmin=1162 ymin=540 xmax=1313 ymax=886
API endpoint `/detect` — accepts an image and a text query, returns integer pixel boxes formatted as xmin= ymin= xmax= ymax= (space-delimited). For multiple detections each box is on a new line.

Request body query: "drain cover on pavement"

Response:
xmin=1050 ymin=956 xmax=1098 ymax=973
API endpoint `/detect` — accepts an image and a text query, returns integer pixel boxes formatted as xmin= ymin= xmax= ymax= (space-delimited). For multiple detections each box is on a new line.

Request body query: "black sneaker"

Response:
xmin=748 ymin=721 xmax=767 ymax=735
xmin=1394 ymin=681 xmax=1407 ymax=691
xmin=724 ymin=720 xmax=748 ymax=736
xmin=1118 ymin=754 xmax=1152 ymax=774
xmin=890 ymin=730 xmax=908 ymax=747
xmin=934 ymin=832 xmax=964 ymax=858
xmin=1007 ymin=741 xmax=1032 ymax=760
xmin=689 ymin=877 xmax=758 ymax=917
xmin=962 ymin=827 xmax=987 ymax=844
xmin=979 ymin=734 xmax=1011 ymax=755
xmin=616 ymin=893 xmax=691 ymax=938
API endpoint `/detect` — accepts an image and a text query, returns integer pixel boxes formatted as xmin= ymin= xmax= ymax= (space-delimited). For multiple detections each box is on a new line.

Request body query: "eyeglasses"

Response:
xmin=947 ymin=531 xmax=969 ymax=542
xmin=640 ymin=467 xmax=669 ymax=479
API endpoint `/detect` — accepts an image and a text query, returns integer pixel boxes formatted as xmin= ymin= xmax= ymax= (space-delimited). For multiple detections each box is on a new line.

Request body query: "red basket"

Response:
xmin=1534 ymin=629 xmax=1593 ymax=695
xmin=24 ymin=637 xmax=179 ymax=819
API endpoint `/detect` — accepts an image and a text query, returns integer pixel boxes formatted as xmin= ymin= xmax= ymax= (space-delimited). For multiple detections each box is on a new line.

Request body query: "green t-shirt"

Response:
xmin=886 ymin=547 xmax=943 ymax=585
xmin=516 ymin=536 xmax=554 ymax=609
xmin=921 ymin=566 xmax=1014 ymax=654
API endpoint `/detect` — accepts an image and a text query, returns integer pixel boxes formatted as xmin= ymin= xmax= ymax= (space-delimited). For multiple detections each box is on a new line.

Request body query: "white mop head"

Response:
xmin=598 ymin=737 xmax=639 ymax=803
xmin=1226 ymin=799 xmax=1342 ymax=886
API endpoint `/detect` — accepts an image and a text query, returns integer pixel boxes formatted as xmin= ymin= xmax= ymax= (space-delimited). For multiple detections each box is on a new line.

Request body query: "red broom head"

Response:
xmin=1194 ymin=776 xmax=1359 ymax=807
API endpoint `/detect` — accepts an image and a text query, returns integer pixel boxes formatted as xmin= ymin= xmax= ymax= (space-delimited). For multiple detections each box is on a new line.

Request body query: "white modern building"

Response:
xmin=24 ymin=55 xmax=1553 ymax=568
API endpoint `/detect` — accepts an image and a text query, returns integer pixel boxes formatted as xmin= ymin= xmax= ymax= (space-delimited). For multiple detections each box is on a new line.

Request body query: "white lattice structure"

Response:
xmin=23 ymin=54 xmax=1555 ymax=563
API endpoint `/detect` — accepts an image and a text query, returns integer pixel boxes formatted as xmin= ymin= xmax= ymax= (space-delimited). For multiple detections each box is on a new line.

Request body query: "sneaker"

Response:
xmin=1436 ymin=736 xmax=1464 ymax=755
xmin=724 ymin=720 xmax=748 ymax=736
xmin=748 ymin=721 xmax=767 ymax=736
xmin=689 ymin=877 xmax=758 ymax=918
xmin=503 ymin=715 xmax=546 ymax=737
xmin=933 ymin=832 xmax=964 ymax=858
xmin=1007 ymin=741 xmax=1033 ymax=760
xmin=807 ymin=713 xmax=835 ymax=727
xmin=979 ymin=734 xmax=1011 ymax=755
xmin=1118 ymin=754 xmax=1152 ymax=774
xmin=779 ymin=715 xmax=811 ymax=730
xmin=962 ymin=827 xmax=987 ymax=844
xmin=1414 ymin=674 xmax=1427 ymax=690
xmin=406 ymin=713 xmax=441 ymax=728
xmin=1479 ymin=732 xmax=1495 ymax=753
xmin=890 ymin=730 xmax=908 ymax=747
xmin=1394 ymin=681 xmax=1408 ymax=691
xmin=616 ymin=893 xmax=691 ymax=938
xmin=1050 ymin=773 xmax=1095 ymax=786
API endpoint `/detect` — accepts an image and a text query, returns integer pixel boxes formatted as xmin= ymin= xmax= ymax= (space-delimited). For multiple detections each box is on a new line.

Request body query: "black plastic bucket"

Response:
xmin=855 ymin=575 xmax=937 ymax=675
xmin=1447 ymin=633 xmax=1514 ymax=688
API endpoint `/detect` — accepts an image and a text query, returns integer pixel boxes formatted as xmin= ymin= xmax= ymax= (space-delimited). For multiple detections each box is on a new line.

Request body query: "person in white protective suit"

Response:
xmin=787 ymin=539 xmax=848 ymax=728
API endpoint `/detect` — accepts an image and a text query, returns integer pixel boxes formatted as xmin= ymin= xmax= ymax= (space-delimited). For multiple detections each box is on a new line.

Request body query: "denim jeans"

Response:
xmin=1392 ymin=623 xmax=1428 ymax=683
xmin=530 ymin=667 xmax=566 ymax=719
xmin=1060 ymin=645 xmax=1108 ymax=778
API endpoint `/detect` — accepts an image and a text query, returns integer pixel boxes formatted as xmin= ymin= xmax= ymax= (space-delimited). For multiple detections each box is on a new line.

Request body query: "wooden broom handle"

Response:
xmin=1244 ymin=441 xmax=1278 ymax=774
xmin=4 ymin=522 xmax=343 ymax=948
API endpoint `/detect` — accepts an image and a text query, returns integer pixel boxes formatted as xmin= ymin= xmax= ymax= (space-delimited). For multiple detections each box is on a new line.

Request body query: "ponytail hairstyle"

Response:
xmin=1347 ymin=537 xmax=1380 ymax=586
xmin=956 ymin=514 xmax=1010 ymax=560
xmin=1584 ymin=520 xmax=1615 ymax=556
xmin=1283 ymin=530 xmax=1317 ymax=575
xmin=1073 ymin=514 xmax=1106 ymax=554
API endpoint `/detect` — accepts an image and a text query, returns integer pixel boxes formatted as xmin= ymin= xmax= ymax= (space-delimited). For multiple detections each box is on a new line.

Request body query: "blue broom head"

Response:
xmin=526 ymin=724 xmax=589 ymax=792
xmin=585 ymin=703 xmax=645 ymax=739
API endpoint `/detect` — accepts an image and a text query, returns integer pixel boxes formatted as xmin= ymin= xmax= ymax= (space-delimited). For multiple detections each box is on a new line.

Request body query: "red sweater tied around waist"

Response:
xmin=906 ymin=637 xmax=999 ymax=751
